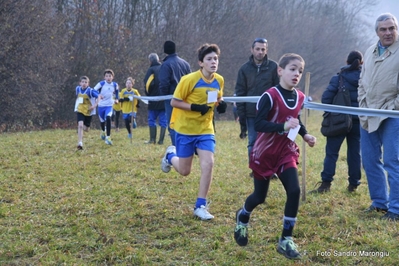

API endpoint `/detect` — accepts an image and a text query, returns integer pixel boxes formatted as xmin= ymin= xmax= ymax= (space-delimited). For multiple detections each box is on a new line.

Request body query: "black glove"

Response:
xmin=118 ymin=98 xmax=125 ymax=102
xmin=216 ymin=101 xmax=227 ymax=114
xmin=191 ymin=104 xmax=211 ymax=115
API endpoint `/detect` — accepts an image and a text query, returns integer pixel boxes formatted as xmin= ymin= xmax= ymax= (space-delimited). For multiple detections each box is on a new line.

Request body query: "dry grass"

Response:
xmin=0 ymin=110 xmax=398 ymax=265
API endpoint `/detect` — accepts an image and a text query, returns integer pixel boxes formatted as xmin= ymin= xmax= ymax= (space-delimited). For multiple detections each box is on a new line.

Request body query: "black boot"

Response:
xmin=310 ymin=181 xmax=331 ymax=194
xmin=145 ymin=127 xmax=156 ymax=144
xmin=158 ymin=127 xmax=166 ymax=145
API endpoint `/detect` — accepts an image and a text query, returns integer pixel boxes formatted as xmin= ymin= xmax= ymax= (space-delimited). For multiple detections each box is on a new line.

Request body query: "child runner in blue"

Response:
xmin=94 ymin=69 xmax=119 ymax=145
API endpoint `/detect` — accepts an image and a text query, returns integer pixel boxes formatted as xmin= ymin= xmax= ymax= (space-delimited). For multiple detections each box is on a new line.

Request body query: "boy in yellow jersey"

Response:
xmin=161 ymin=43 xmax=227 ymax=220
xmin=74 ymin=76 xmax=100 ymax=150
xmin=119 ymin=77 xmax=141 ymax=139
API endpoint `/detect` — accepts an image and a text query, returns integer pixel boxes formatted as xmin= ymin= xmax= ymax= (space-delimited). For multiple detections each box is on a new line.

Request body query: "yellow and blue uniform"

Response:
xmin=75 ymin=86 xmax=99 ymax=116
xmin=113 ymin=97 xmax=122 ymax=112
xmin=112 ymin=93 xmax=122 ymax=129
xmin=120 ymin=88 xmax=141 ymax=136
xmin=120 ymin=88 xmax=140 ymax=115
xmin=75 ymin=86 xmax=99 ymax=128
xmin=171 ymin=70 xmax=224 ymax=135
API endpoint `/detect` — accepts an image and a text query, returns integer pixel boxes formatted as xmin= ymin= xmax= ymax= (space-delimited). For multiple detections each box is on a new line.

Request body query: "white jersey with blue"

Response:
xmin=94 ymin=81 xmax=119 ymax=107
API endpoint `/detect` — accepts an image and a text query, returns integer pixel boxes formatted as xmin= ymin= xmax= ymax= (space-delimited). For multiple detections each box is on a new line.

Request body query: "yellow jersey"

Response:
xmin=171 ymin=70 xmax=224 ymax=135
xmin=120 ymin=88 xmax=141 ymax=114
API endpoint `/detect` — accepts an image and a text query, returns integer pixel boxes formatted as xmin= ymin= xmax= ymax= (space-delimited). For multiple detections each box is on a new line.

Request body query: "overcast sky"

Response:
xmin=370 ymin=0 xmax=399 ymax=29
xmin=361 ymin=0 xmax=399 ymax=43
xmin=374 ymin=0 xmax=399 ymax=18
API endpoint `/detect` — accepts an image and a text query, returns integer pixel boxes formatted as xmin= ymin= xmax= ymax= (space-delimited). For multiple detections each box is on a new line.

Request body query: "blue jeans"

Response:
xmin=164 ymin=99 xmax=175 ymax=146
xmin=321 ymin=121 xmax=361 ymax=186
xmin=148 ymin=109 xmax=167 ymax=128
xmin=246 ymin=117 xmax=257 ymax=162
xmin=361 ymin=118 xmax=399 ymax=214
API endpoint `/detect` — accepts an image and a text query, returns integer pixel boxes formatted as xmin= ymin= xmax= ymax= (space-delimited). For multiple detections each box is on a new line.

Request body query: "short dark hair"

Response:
xmin=197 ymin=43 xmax=220 ymax=62
xmin=80 ymin=76 xmax=89 ymax=82
xmin=104 ymin=69 xmax=114 ymax=77
xmin=278 ymin=53 xmax=305 ymax=69
xmin=252 ymin=38 xmax=267 ymax=48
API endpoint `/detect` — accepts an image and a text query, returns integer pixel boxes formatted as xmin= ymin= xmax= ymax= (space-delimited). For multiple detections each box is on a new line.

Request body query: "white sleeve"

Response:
xmin=93 ymin=82 xmax=102 ymax=91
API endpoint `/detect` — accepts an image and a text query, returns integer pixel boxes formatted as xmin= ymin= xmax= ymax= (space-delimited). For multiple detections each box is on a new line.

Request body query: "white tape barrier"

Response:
xmin=133 ymin=95 xmax=399 ymax=118
xmin=304 ymin=101 xmax=399 ymax=118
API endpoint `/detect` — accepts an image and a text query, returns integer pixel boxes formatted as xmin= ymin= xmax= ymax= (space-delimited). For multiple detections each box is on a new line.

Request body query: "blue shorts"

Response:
xmin=98 ymin=106 xmax=113 ymax=122
xmin=123 ymin=112 xmax=136 ymax=120
xmin=175 ymin=133 xmax=215 ymax=158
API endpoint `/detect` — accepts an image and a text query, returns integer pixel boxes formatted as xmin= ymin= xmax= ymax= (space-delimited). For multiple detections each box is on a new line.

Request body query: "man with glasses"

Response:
xmin=235 ymin=38 xmax=279 ymax=178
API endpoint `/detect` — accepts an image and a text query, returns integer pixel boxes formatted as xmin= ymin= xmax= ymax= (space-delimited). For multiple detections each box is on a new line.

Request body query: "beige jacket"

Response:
xmin=358 ymin=39 xmax=399 ymax=132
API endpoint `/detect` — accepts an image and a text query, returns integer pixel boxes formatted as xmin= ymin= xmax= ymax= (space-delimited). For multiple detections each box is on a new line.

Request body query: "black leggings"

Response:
xmin=112 ymin=110 xmax=121 ymax=128
xmin=124 ymin=118 xmax=131 ymax=134
xmin=101 ymin=116 xmax=112 ymax=136
xmin=244 ymin=167 xmax=300 ymax=218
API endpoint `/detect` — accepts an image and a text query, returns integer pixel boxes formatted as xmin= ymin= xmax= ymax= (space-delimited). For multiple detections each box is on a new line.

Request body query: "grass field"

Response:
xmin=0 ymin=110 xmax=397 ymax=265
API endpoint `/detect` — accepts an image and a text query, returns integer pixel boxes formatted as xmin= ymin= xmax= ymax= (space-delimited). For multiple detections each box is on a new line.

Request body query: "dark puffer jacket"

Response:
xmin=235 ymin=55 xmax=279 ymax=118
xmin=143 ymin=61 xmax=164 ymax=110
xmin=321 ymin=65 xmax=361 ymax=121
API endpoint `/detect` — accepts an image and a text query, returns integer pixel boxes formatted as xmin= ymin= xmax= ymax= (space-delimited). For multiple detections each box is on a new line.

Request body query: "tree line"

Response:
xmin=0 ymin=0 xmax=377 ymax=131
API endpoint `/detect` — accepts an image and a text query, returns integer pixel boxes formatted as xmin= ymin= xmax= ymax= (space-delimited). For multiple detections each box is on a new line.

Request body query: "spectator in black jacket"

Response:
xmin=159 ymin=41 xmax=191 ymax=145
xmin=143 ymin=53 xmax=167 ymax=145
xmin=235 ymin=38 xmax=279 ymax=173
xmin=311 ymin=50 xmax=363 ymax=193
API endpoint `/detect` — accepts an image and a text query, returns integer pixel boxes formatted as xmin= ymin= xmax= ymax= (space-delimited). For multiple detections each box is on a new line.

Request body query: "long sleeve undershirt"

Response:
xmin=254 ymin=84 xmax=308 ymax=137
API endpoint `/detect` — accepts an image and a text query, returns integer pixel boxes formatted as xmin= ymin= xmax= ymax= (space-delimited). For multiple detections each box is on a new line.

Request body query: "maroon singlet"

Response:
xmin=250 ymin=87 xmax=305 ymax=179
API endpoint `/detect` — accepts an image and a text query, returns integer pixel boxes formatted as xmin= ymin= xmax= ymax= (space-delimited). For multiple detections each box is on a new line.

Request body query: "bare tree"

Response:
xmin=0 ymin=0 xmax=379 ymax=130
xmin=0 ymin=0 xmax=68 ymax=131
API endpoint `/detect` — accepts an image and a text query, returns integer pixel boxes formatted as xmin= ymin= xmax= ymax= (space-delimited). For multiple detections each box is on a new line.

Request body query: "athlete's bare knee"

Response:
xmin=179 ymin=169 xmax=191 ymax=176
